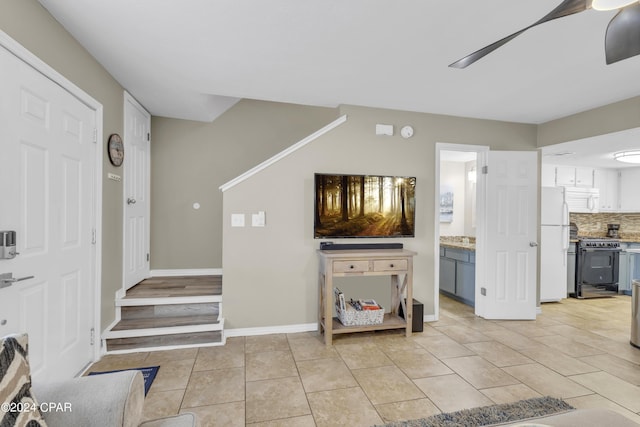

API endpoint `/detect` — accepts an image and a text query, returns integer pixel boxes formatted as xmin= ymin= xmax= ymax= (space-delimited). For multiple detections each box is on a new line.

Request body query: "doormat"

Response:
xmin=376 ymin=396 xmax=574 ymax=427
xmin=88 ymin=366 xmax=159 ymax=396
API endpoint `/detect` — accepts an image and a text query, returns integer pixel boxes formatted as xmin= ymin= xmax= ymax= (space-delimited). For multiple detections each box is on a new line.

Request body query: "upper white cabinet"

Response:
xmin=556 ymin=166 xmax=594 ymax=187
xmin=593 ymin=168 xmax=619 ymax=212
xmin=541 ymin=164 xmax=556 ymax=187
xmin=619 ymin=167 xmax=640 ymax=212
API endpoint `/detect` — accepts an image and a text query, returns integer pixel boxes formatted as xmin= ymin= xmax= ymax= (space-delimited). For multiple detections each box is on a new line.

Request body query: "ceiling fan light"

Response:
xmin=592 ymin=0 xmax=638 ymax=11
xmin=614 ymin=150 xmax=640 ymax=163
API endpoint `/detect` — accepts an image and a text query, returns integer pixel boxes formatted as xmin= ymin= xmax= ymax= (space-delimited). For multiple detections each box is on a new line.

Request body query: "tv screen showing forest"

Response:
xmin=314 ymin=174 xmax=416 ymax=238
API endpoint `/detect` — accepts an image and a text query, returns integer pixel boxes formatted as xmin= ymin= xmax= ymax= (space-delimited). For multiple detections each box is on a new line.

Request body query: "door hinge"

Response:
xmin=146 ymin=253 xmax=150 ymax=262
xmin=482 ymin=166 xmax=488 ymax=174
xmin=147 ymin=132 xmax=150 ymax=141
xmin=90 ymin=327 xmax=95 ymax=345
xmin=91 ymin=229 xmax=96 ymax=245
xmin=93 ymin=128 xmax=98 ymax=143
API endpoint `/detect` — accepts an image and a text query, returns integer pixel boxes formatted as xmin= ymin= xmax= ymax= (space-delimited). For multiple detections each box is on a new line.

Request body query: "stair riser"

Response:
xmin=121 ymin=303 xmax=219 ymax=320
xmin=106 ymin=331 xmax=223 ymax=351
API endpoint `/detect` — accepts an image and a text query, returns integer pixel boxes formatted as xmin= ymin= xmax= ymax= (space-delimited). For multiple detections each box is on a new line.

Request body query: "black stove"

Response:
xmin=578 ymin=237 xmax=621 ymax=249
xmin=573 ymin=237 xmax=621 ymax=298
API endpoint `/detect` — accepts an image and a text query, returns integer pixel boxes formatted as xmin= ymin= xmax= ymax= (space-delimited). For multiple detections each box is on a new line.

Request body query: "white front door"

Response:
xmin=0 ymin=45 xmax=96 ymax=381
xmin=476 ymin=151 xmax=538 ymax=320
xmin=123 ymin=92 xmax=150 ymax=290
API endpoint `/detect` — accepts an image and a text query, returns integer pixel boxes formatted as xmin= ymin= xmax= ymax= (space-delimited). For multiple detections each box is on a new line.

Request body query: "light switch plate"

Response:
xmin=252 ymin=211 xmax=266 ymax=227
xmin=231 ymin=213 xmax=245 ymax=227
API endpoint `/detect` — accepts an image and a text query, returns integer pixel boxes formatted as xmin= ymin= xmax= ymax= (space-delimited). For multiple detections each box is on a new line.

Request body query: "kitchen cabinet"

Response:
xmin=620 ymin=243 xmax=640 ymax=295
xmin=619 ymin=168 xmax=640 ymax=211
xmin=439 ymin=246 xmax=475 ymax=306
xmin=593 ymin=168 xmax=619 ymax=212
xmin=541 ymin=164 xmax=557 ymax=187
xmin=567 ymin=242 xmax=576 ymax=296
xmin=556 ymin=166 xmax=594 ymax=188
xmin=619 ymin=243 xmax=629 ymax=294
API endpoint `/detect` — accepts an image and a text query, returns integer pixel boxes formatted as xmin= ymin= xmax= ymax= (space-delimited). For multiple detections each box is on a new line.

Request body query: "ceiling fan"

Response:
xmin=449 ymin=0 xmax=640 ymax=68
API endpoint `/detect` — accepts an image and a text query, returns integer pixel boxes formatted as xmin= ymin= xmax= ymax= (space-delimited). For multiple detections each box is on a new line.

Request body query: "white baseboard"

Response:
xmin=423 ymin=314 xmax=437 ymax=322
xmin=150 ymin=268 xmax=223 ymax=277
xmin=225 ymin=323 xmax=318 ymax=338
xmin=225 ymin=316 xmax=440 ymax=337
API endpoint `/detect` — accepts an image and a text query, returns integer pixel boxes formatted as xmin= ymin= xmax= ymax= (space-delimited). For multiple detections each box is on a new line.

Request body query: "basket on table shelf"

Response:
xmin=336 ymin=302 xmax=385 ymax=326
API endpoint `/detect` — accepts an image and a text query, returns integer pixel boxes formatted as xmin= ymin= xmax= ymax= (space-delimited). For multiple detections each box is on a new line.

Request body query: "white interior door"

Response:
xmin=476 ymin=151 xmax=538 ymax=320
xmin=123 ymin=92 xmax=150 ymax=290
xmin=0 ymin=45 xmax=96 ymax=381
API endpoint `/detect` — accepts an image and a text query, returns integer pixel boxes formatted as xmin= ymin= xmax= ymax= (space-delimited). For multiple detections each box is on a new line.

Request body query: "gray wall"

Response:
xmin=221 ymin=105 xmax=538 ymax=330
xmin=537 ymin=96 xmax=640 ymax=147
xmin=0 ymin=0 xmax=125 ymax=331
xmin=150 ymin=101 xmax=338 ymax=269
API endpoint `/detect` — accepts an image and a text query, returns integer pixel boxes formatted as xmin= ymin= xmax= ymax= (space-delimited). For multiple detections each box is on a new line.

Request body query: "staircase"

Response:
xmin=103 ymin=275 xmax=225 ymax=353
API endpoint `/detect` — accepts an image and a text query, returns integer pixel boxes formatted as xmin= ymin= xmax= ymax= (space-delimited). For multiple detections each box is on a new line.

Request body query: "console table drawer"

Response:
xmin=333 ymin=260 xmax=370 ymax=273
xmin=373 ymin=259 xmax=408 ymax=272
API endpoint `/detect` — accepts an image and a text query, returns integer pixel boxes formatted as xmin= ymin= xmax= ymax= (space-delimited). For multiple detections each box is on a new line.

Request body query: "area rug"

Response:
xmin=377 ymin=396 xmax=574 ymax=427
xmin=88 ymin=366 xmax=159 ymax=396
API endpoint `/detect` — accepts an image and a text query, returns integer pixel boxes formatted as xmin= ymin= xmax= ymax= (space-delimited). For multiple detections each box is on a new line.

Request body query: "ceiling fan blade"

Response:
xmin=605 ymin=2 xmax=640 ymax=64
xmin=449 ymin=0 xmax=590 ymax=68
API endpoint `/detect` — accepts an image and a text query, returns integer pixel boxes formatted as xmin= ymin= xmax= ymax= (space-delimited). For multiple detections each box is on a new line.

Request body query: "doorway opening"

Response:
xmin=434 ymin=143 xmax=487 ymax=321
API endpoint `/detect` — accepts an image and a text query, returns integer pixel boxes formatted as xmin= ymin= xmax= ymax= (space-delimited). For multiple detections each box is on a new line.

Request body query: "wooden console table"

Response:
xmin=317 ymin=249 xmax=417 ymax=345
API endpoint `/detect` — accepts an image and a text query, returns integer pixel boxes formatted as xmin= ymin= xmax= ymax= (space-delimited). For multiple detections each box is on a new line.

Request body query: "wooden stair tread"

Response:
xmin=107 ymin=275 xmax=225 ymax=353
xmin=112 ymin=314 xmax=220 ymax=331
xmin=106 ymin=331 xmax=223 ymax=352
xmin=124 ymin=275 xmax=221 ymax=298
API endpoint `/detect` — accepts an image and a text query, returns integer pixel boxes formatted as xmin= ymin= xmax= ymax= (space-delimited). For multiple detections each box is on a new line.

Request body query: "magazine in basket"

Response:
xmin=334 ymin=288 xmax=384 ymax=326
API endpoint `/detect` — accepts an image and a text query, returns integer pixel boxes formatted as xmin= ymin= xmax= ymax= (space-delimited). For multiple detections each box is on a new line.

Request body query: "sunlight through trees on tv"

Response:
xmin=314 ymin=174 xmax=416 ymax=238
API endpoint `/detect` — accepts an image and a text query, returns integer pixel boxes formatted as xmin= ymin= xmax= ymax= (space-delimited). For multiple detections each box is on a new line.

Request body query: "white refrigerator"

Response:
xmin=540 ymin=187 xmax=570 ymax=302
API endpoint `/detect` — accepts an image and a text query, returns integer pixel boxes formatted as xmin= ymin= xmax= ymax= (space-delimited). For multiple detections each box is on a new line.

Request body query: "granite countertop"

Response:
xmin=440 ymin=236 xmax=476 ymax=251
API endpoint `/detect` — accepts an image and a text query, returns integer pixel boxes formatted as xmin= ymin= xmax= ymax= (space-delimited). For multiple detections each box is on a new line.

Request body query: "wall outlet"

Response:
xmin=231 ymin=213 xmax=245 ymax=227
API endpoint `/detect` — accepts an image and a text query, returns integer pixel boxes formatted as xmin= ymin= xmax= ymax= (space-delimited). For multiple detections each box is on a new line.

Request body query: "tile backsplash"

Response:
xmin=570 ymin=212 xmax=640 ymax=240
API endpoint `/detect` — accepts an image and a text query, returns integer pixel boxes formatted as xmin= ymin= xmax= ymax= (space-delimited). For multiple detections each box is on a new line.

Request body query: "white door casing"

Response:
xmin=434 ymin=143 xmax=489 ymax=322
xmin=0 ymin=38 xmax=101 ymax=381
xmin=476 ymin=151 xmax=538 ymax=320
xmin=123 ymin=92 xmax=150 ymax=290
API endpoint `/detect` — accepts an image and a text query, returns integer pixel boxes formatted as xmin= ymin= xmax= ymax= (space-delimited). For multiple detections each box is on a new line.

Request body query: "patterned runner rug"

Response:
xmin=377 ymin=396 xmax=574 ymax=427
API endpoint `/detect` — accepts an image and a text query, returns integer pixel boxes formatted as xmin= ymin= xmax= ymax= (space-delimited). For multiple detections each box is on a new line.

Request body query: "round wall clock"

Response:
xmin=107 ymin=133 xmax=124 ymax=167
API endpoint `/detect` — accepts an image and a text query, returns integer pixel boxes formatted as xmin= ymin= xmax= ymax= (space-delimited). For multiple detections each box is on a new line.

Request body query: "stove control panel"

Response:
xmin=580 ymin=240 xmax=620 ymax=249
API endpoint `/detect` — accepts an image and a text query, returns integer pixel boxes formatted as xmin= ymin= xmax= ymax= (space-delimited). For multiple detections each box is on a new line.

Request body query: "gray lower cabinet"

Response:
xmin=439 ymin=256 xmax=456 ymax=294
xmin=439 ymin=246 xmax=475 ymax=306
xmin=620 ymin=243 xmax=640 ymax=295
xmin=619 ymin=243 xmax=630 ymax=294
xmin=567 ymin=242 xmax=576 ymax=295
xmin=456 ymin=261 xmax=475 ymax=303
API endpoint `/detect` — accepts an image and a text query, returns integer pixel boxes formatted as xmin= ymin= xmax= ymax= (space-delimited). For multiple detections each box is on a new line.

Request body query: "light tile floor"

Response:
xmin=88 ymin=295 xmax=640 ymax=426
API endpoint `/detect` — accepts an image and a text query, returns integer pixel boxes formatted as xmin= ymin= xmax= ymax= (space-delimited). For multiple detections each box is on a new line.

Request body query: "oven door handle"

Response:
xmin=579 ymin=248 xmax=621 ymax=253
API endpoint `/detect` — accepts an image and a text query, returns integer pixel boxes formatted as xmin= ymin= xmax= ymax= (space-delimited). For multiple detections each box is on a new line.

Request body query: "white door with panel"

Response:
xmin=0 ymin=45 xmax=96 ymax=381
xmin=123 ymin=92 xmax=150 ymax=290
xmin=477 ymin=151 xmax=538 ymax=319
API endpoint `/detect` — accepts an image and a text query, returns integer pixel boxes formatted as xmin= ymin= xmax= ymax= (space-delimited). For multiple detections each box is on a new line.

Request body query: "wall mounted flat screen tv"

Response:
xmin=314 ymin=173 xmax=416 ymax=238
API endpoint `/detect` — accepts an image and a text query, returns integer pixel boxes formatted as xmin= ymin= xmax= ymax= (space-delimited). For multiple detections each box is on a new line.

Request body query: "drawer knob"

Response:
xmin=349 ymin=265 xmax=355 ymax=269
xmin=390 ymin=263 xmax=394 ymax=268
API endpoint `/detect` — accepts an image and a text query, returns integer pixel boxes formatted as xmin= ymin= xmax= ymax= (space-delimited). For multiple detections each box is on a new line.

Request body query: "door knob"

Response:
xmin=127 ymin=198 xmax=137 ymax=205
xmin=529 ymin=242 xmax=539 ymax=247
xmin=0 ymin=273 xmax=34 ymax=289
